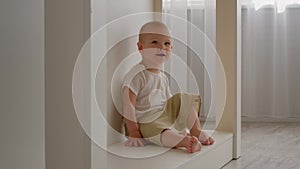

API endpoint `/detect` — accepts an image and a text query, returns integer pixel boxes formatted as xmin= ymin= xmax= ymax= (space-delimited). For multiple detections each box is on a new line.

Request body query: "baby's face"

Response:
xmin=138 ymin=33 xmax=172 ymax=67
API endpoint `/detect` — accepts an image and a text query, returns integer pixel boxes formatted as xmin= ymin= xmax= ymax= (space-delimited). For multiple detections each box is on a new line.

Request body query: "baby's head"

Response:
xmin=137 ymin=21 xmax=172 ymax=68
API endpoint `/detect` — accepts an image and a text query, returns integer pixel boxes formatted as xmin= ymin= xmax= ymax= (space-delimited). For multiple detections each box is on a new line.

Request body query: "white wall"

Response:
xmin=46 ymin=0 xmax=155 ymax=168
xmin=105 ymin=0 xmax=154 ymax=145
xmin=0 ymin=0 xmax=45 ymax=169
xmin=92 ymin=0 xmax=154 ymax=145
xmin=91 ymin=0 xmax=154 ymax=168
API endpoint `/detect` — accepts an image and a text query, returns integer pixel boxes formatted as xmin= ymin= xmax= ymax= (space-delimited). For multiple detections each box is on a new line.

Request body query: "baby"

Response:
xmin=122 ymin=21 xmax=214 ymax=153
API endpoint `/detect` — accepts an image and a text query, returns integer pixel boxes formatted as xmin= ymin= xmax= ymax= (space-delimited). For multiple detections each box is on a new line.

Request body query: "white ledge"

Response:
xmin=106 ymin=131 xmax=233 ymax=169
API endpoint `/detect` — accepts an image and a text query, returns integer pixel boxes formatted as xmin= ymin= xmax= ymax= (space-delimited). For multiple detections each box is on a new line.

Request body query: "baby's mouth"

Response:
xmin=156 ymin=53 xmax=166 ymax=57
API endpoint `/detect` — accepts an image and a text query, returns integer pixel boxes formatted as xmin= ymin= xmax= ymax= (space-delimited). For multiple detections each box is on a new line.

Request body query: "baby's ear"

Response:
xmin=137 ymin=42 xmax=143 ymax=51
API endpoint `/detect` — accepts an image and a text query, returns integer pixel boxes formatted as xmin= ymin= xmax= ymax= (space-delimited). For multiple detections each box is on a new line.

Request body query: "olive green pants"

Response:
xmin=137 ymin=93 xmax=201 ymax=146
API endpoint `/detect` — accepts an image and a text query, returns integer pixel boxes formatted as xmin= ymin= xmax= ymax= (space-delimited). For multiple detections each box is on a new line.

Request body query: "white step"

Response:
xmin=106 ymin=131 xmax=233 ymax=169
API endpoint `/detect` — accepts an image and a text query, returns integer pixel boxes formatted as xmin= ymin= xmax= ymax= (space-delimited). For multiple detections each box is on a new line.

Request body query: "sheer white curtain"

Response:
xmin=242 ymin=0 xmax=300 ymax=119
xmin=162 ymin=0 xmax=216 ymax=120
xmin=242 ymin=0 xmax=300 ymax=13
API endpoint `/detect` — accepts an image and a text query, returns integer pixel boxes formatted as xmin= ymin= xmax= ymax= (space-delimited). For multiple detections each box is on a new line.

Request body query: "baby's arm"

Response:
xmin=123 ymin=87 xmax=146 ymax=147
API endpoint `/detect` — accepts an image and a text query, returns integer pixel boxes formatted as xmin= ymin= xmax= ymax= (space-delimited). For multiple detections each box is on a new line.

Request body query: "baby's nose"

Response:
xmin=157 ymin=43 xmax=164 ymax=49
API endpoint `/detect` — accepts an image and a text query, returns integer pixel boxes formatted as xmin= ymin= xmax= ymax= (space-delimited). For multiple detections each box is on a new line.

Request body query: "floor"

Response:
xmin=222 ymin=122 xmax=300 ymax=169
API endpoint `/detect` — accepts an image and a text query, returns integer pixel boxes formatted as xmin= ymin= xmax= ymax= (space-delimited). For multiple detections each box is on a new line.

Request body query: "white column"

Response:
xmin=216 ymin=0 xmax=241 ymax=159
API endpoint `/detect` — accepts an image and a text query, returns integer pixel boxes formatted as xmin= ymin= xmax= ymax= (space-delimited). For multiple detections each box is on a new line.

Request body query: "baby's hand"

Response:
xmin=125 ymin=130 xmax=146 ymax=147
xmin=125 ymin=137 xmax=146 ymax=147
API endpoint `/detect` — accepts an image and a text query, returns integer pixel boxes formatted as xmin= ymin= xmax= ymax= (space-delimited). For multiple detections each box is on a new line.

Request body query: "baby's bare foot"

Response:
xmin=186 ymin=136 xmax=202 ymax=153
xmin=198 ymin=131 xmax=215 ymax=145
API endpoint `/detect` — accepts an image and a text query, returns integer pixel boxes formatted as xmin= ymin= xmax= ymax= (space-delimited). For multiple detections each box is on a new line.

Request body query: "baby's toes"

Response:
xmin=209 ymin=137 xmax=215 ymax=145
xmin=202 ymin=139 xmax=211 ymax=145
xmin=187 ymin=136 xmax=202 ymax=153
xmin=199 ymin=131 xmax=215 ymax=146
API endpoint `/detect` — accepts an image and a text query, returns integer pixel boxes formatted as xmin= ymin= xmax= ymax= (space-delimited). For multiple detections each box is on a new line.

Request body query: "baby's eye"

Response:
xmin=165 ymin=42 xmax=171 ymax=46
xmin=151 ymin=40 xmax=158 ymax=44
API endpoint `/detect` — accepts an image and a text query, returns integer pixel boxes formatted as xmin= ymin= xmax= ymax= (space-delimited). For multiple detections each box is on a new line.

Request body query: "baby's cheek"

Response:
xmin=142 ymin=48 xmax=156 ymax=56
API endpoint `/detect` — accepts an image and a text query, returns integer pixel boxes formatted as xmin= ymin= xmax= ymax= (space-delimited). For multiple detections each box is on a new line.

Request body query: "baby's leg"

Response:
xmin=161 ymin=129 xmax=201 ymax=153
xmin=187 ymin=107 xmax=214 ymax=145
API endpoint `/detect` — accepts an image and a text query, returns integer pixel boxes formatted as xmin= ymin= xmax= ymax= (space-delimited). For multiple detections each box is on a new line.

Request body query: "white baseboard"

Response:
xmin=242 ymin=116 xmax=300 ymax=122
